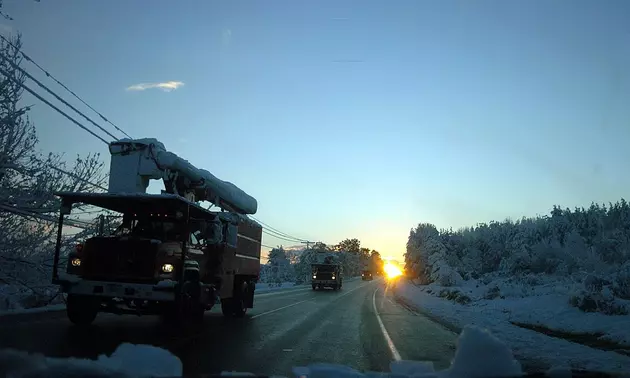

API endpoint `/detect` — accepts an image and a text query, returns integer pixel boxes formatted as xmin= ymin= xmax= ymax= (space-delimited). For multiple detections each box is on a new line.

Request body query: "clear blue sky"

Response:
xmin=4 ymin=0 xmax=630 ymax=260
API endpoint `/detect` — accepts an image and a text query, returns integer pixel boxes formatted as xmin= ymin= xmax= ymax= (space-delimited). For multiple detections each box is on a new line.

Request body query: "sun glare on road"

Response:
xmin=384 ymin=262 xmax=402 ymax=279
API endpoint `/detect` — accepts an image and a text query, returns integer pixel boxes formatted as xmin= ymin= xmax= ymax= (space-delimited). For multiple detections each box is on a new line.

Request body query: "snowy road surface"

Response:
xmin=0 ymin=278 xmax=458 ymax=376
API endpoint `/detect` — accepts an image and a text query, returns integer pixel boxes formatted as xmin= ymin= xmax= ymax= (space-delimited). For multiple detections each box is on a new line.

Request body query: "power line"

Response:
xmin=0 ymin=51 xmax=120 ymax=141
xmin=0 ymin=34 xmax=131 ymax=139
xmin=250 ymin=215 xmax=309 ymax=242
xmin=32 ymin=157 xmax=108 ymax=191
xmin=0 ymin=65 xmax=109 ymax=144
xmin=262 ymin=228 xmax=306 ymax=243
xmin=262 ymin=230 xmax=301 ymax=242
xmin=0 ymin=203 xmax=91 ymax=229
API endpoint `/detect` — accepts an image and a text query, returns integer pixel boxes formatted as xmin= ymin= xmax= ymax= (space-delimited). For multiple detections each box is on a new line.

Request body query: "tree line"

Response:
xmin=404 ymin=201 xmax=630 ymax=314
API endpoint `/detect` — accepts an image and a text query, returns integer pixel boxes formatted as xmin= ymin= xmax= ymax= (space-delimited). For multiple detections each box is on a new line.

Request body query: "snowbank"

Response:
xmin=394 ymin=280 xmax=630 ymax=373
xmin=416 ymin=275 xmax=630 ymax=347
xmin=0 ymin=282 xmax=315 ymax=317
xmin=0 ymin=343 xmax=182 ymax=378
xmin=0 ymin=325 xmax=529 ymax=378
xmin=0 ymin=284 xmax=63 ymax=312
xmin=256 ymin=282 xmax=307 ymax=293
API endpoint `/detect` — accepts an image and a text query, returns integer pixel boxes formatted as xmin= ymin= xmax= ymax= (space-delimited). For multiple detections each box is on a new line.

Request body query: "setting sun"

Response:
xmin=383 ymin=262 xmax=402 ymax=279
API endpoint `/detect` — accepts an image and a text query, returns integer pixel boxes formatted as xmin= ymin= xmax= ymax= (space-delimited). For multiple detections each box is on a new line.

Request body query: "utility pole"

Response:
xmin=301 ymin=241 xmax=312 ymax=250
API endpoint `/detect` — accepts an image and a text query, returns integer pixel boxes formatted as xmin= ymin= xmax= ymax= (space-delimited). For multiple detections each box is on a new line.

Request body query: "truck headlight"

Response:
xmin=71 ymin=258 xmax=81 ymax=267
xmin=332 ymin=275 xmax=336 ymax=280
xmin=312 ymin=275 xmax=316 ymax=279
xmin=161 ymin=264 xmax=174 ymax=273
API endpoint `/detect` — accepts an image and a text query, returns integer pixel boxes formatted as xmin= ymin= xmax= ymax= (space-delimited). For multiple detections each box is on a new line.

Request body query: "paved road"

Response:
xmin=0 ymin=278 xmax=457 ymax=376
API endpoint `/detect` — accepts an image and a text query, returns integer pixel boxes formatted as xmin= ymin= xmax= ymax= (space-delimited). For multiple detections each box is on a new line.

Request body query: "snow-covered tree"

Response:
xmin=404 ymin=199 xmax=630 ymax=312
xmin=335 ymin=238 xmax=360 ymax=253
xmin=0 ymin=34 xmax=106 ymax=309
xmin=265 ymin=247 xmax=294 ymax=286
xmin=293 ymin=247 xmax=319 ymax=284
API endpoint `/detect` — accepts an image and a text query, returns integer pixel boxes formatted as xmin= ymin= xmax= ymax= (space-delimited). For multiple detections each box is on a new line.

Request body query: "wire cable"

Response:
xmin=262 ymin=229 xmax=305 ymax=243
xmin=250 ymin=215 xmax=309 ymax=242
xmin=0 ymin=65 xmax=109 ymax=144
xmin=32 ymin=158 xmax=108 ymax=191
xmin=0 ymin=51 xmax=120 ymax=141
xmin=0 ymin=203 xmax=91 ymax=229
xmin=0 ymin=34 xmax=131 ymax=139
xmin=262 ymin=226 xmax=304 ymax=242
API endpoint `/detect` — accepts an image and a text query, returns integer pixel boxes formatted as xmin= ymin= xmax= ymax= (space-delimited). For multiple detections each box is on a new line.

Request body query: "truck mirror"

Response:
xmin=60 ymin=201 xmax=72 ymax=215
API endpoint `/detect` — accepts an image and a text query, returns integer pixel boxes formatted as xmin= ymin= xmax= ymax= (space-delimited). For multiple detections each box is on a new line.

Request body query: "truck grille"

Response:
xmin=315 ymin=272 xmax=334 ymax=280
xmin=81 ymin=237 xmax=158 ymax=282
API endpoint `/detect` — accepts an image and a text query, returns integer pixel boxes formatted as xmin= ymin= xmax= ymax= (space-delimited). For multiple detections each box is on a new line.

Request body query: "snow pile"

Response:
xmin=0 ymin=343 xmax=182 ymax=377
xmin=0 ymin=325 xmax=526 ymax=378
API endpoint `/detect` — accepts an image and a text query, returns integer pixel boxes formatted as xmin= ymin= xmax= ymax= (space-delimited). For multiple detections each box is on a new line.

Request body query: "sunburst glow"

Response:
xmin=383 ymin=262 xmax=402 ymax=279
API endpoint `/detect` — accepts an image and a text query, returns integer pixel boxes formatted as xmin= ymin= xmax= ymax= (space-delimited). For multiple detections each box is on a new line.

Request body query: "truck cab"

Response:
xmin=311 ymin=263 xmax=342 ymax=291
xmin=361 ymin=270 xmax=373 ymax=281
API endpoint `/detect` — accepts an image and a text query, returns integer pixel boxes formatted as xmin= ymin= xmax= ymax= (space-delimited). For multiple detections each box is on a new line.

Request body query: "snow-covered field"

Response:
xmin=393 ymin=279 xmax=630 ymax=373
xmin=0 ymin=325 xmax=526 ymax=378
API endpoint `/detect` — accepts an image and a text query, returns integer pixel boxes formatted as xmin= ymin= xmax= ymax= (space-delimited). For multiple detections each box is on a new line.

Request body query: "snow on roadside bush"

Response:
xmin=404 ymin=201 xmax=630 ymax=315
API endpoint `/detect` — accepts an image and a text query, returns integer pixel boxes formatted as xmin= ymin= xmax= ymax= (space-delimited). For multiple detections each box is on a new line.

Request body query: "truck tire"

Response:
xmin=332 ymin=284 xmax=338 ymax=291
xmin=66 ymin=294 xmax=98 ymax=326
xmin=312 ymin=284 xmax=316 ymax=290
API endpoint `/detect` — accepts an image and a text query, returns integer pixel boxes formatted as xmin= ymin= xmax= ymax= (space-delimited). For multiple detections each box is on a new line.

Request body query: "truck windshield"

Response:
xmin=313 ymin=265 xmax=336 ymax=273
xmin=114 ymin=217 xmax=183 ymax=241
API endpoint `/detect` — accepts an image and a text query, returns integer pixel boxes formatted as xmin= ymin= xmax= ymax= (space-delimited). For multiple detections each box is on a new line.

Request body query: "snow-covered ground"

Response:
xmin=0 ymin=284 xmax=63 ymax=312
xmin=0 ymin=325 xmax=527 ymax=378
xmin=255 ymin=281 xmax=307 ymax=292
xmin=393 ymin=279 xmax=630 ymax=373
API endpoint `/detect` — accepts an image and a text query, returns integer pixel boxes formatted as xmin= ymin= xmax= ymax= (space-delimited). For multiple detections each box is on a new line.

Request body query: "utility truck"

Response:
xmin=311 ymin=253 xmax=342 ymax=290
xmin=52 ymin=138 xmax=262 ymax=326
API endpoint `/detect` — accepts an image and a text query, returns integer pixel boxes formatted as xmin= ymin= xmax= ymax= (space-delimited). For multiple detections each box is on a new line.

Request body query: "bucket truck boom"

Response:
xmin=108 ymin=138 xmax=257 ymax=214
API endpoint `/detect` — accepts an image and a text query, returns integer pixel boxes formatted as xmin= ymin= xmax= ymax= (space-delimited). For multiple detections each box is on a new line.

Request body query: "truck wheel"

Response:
xmin=312 ymin=284 xmax=316 ymax=290
xmin=332 ymin=284 xmax=338 ymax=291
xmin=66 ymin=294 xmax=98 ymax=326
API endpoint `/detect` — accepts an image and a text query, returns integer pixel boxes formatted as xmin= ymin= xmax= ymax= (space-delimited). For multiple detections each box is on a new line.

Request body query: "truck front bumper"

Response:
xmin=312 ymin=280 xmax=339 ymax=286
xmin=56 ymin=275 xmax=177 ymax=302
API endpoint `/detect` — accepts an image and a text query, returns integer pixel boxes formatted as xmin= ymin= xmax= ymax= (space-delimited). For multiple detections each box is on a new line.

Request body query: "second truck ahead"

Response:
xmin=311 ymin=253 xmax=342 ymax=290
xmin=361 ymin=270 xmax=373 ymax=280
